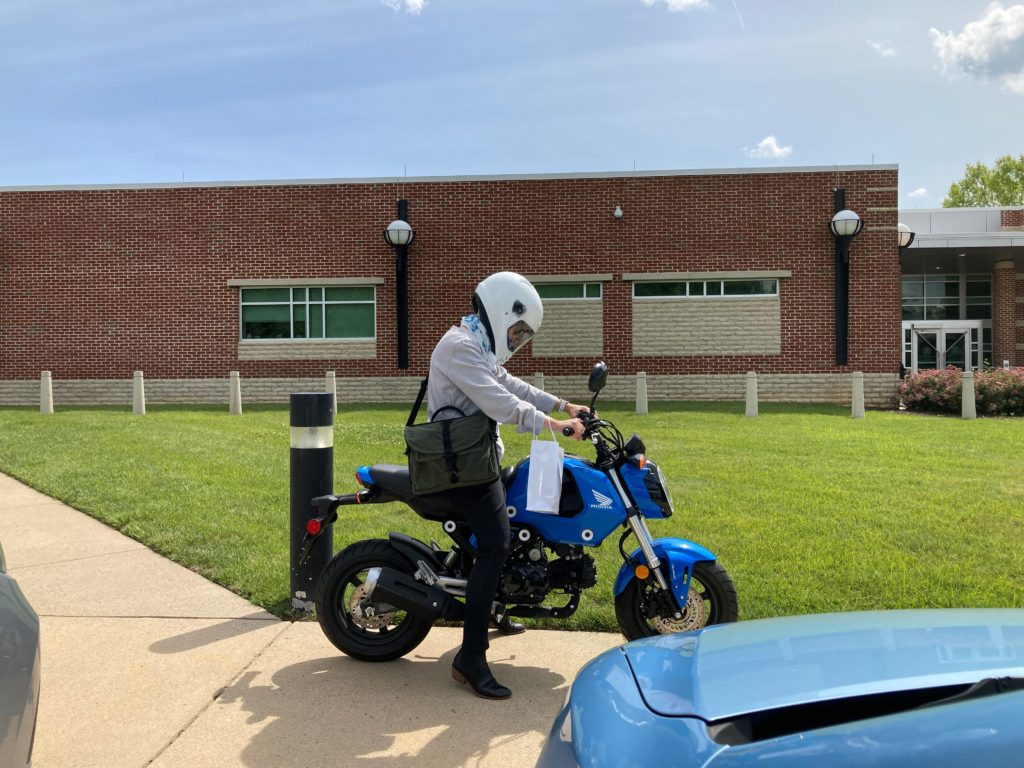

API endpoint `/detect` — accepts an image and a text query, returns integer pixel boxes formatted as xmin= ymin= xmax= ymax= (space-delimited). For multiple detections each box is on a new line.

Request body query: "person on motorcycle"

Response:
xmin=429 ymin=271 xmax=588 ymax=700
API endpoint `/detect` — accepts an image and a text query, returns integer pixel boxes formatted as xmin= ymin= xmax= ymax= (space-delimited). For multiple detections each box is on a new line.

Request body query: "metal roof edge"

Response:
xmin=0 ymin=164 xmax=899 ymax=193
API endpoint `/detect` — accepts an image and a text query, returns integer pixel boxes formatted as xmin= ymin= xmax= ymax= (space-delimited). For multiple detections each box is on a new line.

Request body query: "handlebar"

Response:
xmin=562 ymin=409 xmax=596 ymax=437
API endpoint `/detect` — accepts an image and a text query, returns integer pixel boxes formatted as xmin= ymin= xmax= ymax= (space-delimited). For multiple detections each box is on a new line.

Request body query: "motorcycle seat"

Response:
xmin=364 ymin=464 xmax=471 ymax=522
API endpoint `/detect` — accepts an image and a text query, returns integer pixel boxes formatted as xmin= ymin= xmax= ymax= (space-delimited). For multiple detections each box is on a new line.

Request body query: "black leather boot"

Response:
xmin=451 ymin=650 xmax=512 ymax=700
xmin=489 ymin=604 xmax=526 ymax=635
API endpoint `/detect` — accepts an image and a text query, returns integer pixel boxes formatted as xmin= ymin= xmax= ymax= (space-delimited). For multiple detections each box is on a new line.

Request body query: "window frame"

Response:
xmin=239 ymin=284 xmax=377 ymax=342
xmin=534 ymin=282 xmax=603 ymax=301
xmin=901 ymin=274 xmax=992 ymax=322
xmin=632 ymin=278 xmax=780 ymax=300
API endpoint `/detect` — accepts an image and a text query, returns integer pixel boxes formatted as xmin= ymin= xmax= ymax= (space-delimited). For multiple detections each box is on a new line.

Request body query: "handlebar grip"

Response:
xmin=562 ymin=425 xmax=574 ymax=437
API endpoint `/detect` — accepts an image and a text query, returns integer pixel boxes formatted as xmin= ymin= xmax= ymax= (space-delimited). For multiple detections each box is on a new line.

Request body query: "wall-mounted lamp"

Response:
xmin=829 ymin=190 xmax=863 ymax=367
xmin=897 ymin=222 xmax=915 ymax=252
xmin=383 ymin=200 xmax=415 ymax=369
xmin=613 ymin=206 xmax=623 ymax=219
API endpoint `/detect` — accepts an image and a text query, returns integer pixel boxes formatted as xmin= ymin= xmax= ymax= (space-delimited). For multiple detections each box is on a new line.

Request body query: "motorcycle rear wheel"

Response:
xmin=615 ymin=560 xmax=738 ymax=641
xmin=314 ymin=538 xmax=434 ymax=662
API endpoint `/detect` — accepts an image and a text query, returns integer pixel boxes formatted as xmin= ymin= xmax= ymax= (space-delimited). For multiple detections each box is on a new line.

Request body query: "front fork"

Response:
xmin=607 ymin=466 xmax=672 ymax=593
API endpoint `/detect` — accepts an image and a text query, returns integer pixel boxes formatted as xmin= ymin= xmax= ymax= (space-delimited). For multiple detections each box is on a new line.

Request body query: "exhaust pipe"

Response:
xmin=365 ymin=567 xmax=465 ymax=622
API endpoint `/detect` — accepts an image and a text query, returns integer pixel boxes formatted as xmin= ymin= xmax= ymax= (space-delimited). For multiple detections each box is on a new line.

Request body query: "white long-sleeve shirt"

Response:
xmin=427 ymin=325 xmax=558 ymax=462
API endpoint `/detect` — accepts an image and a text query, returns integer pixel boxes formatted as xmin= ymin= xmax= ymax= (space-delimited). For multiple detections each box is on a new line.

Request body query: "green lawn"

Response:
xmin=0 ymin=403 xmax=1022 ymax=629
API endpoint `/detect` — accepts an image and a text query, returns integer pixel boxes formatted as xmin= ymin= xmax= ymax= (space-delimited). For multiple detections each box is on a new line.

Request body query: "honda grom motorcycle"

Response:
xmin=300 ymin=362 xmax=738 ymax=661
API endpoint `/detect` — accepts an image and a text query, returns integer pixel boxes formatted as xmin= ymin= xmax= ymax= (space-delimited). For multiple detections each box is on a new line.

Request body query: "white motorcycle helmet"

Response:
xmin=472 ymin=272 xmax=544 ymax=365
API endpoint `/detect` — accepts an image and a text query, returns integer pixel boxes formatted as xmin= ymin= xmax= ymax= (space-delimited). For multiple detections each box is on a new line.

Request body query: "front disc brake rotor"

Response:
xmin=652 ymin=586 xmax=707 ymax=634
xmin=348 ymin=583 xmax=397 ymax=631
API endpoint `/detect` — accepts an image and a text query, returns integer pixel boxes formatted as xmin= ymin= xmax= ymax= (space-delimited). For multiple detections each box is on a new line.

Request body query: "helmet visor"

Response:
xmin=506 ymin=320 xmax=535 ymax=355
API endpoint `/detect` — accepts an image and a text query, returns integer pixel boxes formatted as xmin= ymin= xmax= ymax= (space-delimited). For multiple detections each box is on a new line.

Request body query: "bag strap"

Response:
xmin=441 ymin=421 xmax=459 ymax=482
xmin=407 ymin=377 xmax=429 ymax=427
xmin=431 ymin=405 xmax=466 ymax=421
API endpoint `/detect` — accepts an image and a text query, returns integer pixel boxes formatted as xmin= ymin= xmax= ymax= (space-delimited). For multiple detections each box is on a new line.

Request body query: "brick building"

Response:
xmin=2 ymin=164 xmax=1018 ymax=408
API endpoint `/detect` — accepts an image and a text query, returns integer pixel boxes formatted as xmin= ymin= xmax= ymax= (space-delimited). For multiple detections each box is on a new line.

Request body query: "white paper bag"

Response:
xmin=526 ymin=426 xmax=563 ymax=514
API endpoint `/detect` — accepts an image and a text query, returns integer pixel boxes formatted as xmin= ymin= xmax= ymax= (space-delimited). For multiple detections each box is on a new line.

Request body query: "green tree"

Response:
xmin=943 ymin=154 xmax=1024 ymax=207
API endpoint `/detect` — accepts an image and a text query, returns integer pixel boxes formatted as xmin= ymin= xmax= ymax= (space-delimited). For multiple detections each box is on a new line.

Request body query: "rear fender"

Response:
xmin=613 ymin=537 xmax=717 ymax=607
xmin=387 ymin=532 xmax=444 ymax=571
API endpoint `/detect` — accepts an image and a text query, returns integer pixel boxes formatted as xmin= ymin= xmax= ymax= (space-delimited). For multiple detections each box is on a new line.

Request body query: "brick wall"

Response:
xmin=1018 ymin=270 xmax=1024 ymax=364
xmin=0 ymin=167 xmax=900 ymax=394
xmin=1002 ymin=209 xmax=1024 ymax=229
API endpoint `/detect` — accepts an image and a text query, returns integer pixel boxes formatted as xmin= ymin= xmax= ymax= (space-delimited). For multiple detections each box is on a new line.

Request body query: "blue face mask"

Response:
xmin=461 ymin=314 xmax=498 ymax=373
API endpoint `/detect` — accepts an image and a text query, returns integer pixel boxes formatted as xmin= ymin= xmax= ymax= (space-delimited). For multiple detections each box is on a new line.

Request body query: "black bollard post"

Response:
xmin=289 ymin=392 xmax=334 ymax=613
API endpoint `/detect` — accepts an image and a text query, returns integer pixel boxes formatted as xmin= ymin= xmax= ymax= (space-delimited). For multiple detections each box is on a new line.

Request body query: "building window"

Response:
xmin=901 ymin=275 xmax=992 ymax=321
xmin=633 ymin=279 xmax=779 ymax=298
xmin=535 ymin=282 xmax=602 ymax=300
xmin=240 ymin=286 xmax=375 ymax=340
xmin=965 ymin=275 xmax=992 ymax=320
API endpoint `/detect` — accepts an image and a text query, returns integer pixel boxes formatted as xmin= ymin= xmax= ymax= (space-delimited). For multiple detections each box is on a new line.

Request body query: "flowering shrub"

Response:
xmin=900 ymin=367 xmax=1024 ymax=416
xmin=975 ymin=368 xmax=1024 ymax=416
xmin=899 ymin=366 xmax=963 ymax=413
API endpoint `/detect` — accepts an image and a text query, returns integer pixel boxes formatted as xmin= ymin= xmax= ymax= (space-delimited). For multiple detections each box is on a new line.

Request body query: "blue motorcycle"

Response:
xmin=302 ymin=362 xmax=738 ymax=662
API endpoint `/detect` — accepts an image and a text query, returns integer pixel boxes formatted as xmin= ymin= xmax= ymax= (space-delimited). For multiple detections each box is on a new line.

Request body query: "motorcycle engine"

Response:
xmin=499 ymin=541 xmax=551 ymax=604
xmin=498 ymin=539 xmax=598 ymax=604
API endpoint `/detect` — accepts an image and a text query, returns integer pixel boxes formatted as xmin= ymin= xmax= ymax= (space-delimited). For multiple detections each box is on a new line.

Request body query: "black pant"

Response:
xmin=444 ymin=478 xmax=509 ymax=656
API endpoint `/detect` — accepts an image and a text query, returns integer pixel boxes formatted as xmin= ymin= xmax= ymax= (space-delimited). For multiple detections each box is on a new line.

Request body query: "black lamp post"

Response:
xmin=383 ymin=200 xmax=415 ymax=370
xmin=829 ymin=189 xmax=863 ymax=367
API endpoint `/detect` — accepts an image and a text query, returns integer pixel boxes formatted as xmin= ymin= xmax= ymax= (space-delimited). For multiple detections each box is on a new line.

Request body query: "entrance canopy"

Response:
xmin=898 ymin=207 xmax=1024 ymax=371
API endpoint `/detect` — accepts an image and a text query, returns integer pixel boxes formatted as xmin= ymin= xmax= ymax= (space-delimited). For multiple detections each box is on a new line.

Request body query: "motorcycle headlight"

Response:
xmin=642 ymin=459 xmax=674 ymax=518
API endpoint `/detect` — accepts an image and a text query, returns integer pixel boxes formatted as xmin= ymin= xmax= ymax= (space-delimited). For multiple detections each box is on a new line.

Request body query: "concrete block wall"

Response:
xmin=535 ymin=372 xmax=899 ymax=408
xmin=632 ymin=297 xmax=781 ymax=356
xmin=0 ymin=372 xmax=898 ymax=408
xmin=237 ymin=340 xmax=377 ymax=361
xmin=531 ymin=301 xmax=602 ymax=358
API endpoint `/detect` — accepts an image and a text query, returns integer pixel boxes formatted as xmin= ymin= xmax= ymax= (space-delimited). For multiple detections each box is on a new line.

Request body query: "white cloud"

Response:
xmin=908 ymin=187 xmax=929 ymax=199
xmin=866 ymin=39 xmax=895 ymax=57
xmin=930 ymin=2 xmax=1024 ymax=94
xmin=746 ymin=135 xmax=793 ymax=159
xmin=382 ymin=0 xmax=426 ymax=13
xmin=642 ymin=0 xmax=708 ymax=11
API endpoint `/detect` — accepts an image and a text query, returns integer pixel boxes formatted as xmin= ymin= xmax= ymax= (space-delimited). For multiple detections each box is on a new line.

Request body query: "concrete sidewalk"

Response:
xmin=0 ymin=472 xmax=622 ymax=768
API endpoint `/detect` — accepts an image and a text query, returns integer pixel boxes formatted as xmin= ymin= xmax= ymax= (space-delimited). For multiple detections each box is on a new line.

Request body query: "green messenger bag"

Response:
xmin=403 ymin=377 xmax=500 ymax=496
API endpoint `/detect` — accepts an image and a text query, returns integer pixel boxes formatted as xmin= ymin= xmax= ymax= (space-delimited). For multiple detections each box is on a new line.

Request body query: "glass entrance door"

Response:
xmin=944 ymin=330 xmax=969 ymax=370
xmin=905 ymin=324 xmax=977 ymax=372
xmin=915 ymin=331 xmax=939 ymax=370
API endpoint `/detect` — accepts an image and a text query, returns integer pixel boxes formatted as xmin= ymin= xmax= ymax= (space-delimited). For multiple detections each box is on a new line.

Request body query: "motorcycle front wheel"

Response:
xmin=615 ymin=560 xmax=738 ymax=641
xmin=314 ymin=538 xmax=434 ymax=662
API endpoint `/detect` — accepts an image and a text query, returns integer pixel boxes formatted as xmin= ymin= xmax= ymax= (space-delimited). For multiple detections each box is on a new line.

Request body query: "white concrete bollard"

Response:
xmin=851 ymin=371 xmax=865 ymax=419
xmin=229 ymin=371 xmax=242 ymax=416
xmin=745 ymin=371 xmax=758 ymax=418
xmin=133 ymin=371 xmax=146 ymax=415
xmin=962 ymin=370 xmax=977 ymax=420
xmin=40 ymin=371 xmax=54 ymax=414
xmin=636 ymin=372 xmax=648 ymax=415
xmin=325 ymin=371 xmax=337 ymax=414
xmin=534 ymin=372 xmax=545 ymax=393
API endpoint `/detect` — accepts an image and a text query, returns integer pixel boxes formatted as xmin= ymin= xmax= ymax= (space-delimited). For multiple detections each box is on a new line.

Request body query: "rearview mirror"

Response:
xmin=588 ymin=361 xmax=608 ymax=394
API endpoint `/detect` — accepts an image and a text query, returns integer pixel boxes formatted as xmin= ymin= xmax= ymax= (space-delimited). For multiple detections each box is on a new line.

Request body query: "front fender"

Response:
xmin=613 ymin=538 xmax=717 ymax=606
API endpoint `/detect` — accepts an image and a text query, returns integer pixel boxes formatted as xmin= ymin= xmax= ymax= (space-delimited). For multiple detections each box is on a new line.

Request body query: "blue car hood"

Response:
xmin=623 ymin=609 xmax=1024 ymax=721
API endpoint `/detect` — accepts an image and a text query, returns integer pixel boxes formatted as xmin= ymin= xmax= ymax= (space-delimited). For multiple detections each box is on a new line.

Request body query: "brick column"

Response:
xmin=1017 ymin=268 xmax=1024 ymax=367
xmin=993 ymin=260 xmax=1017 ymax=367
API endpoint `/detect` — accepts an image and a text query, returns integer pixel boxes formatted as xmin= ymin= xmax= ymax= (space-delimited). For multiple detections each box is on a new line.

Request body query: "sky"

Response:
xmin=2 ymin=0 xmax=1023 ymax=208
